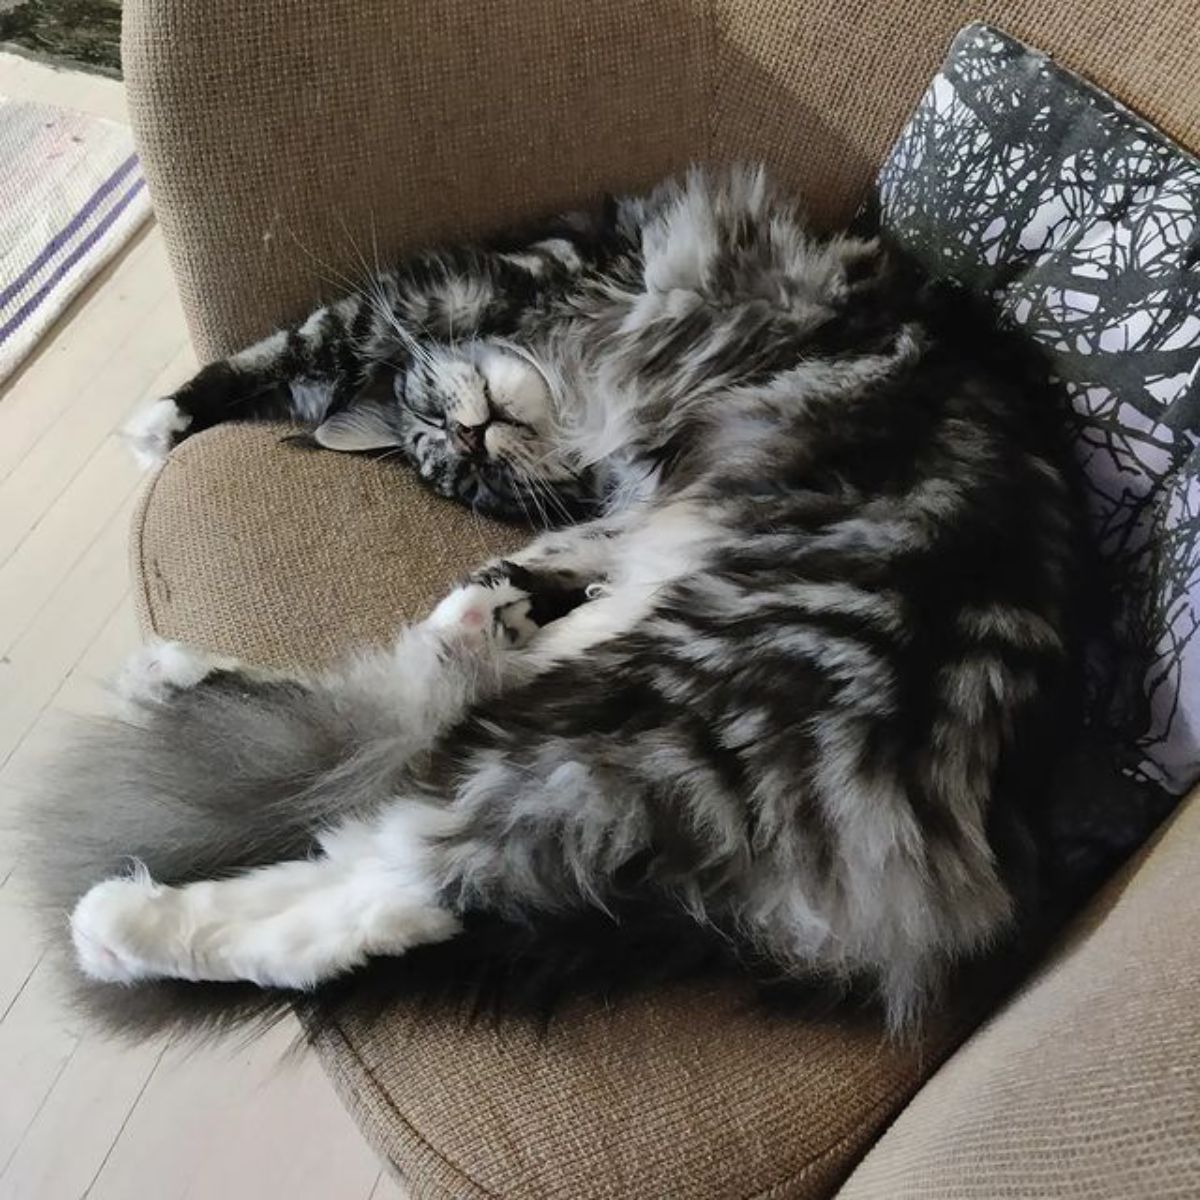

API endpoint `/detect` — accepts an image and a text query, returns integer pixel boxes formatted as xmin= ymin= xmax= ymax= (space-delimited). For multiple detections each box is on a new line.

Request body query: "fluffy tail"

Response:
xmin=24 ymin=669 xmax=727 ymax=1044
xmin=25 ymin=670 xmax=398 ymax=1041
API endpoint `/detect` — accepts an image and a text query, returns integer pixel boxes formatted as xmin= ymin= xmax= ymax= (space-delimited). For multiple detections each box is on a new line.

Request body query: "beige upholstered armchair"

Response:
xmin=121 ymin=2 xmax=1200 ymax=1195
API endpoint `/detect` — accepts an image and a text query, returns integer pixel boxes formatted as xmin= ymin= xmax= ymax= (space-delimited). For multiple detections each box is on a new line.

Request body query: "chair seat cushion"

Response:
xmin=132 ymin=422 xmax=528 ymax=667
xmin=132 ymin=423 xmax=972 ymax=1199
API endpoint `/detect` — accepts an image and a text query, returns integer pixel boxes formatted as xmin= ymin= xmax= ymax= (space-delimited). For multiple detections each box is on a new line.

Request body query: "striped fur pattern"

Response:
xmin=33 ymin=168 xmax=1086 ymax=1039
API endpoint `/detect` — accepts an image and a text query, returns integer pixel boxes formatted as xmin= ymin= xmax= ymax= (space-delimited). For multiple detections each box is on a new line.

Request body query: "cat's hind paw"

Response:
xmin=122 ymin=398 xmax=192 ymax=469
xmin=70 ymin=870 xmax=169 ymax=984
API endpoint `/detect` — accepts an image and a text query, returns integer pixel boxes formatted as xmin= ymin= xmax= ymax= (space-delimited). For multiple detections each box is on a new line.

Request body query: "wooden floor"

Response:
xmin=0 ymin=54 xmax=403 ymax=1200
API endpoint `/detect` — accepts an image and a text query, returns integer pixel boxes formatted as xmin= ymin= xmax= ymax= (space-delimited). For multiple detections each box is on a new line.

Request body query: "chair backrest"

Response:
xmin=123 ymin=0 xmax=1200 ymax=359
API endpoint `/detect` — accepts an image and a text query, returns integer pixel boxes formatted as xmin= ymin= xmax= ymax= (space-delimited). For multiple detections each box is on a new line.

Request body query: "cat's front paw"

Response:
xmin=427 ymin=561 xmax=594 ymax=648
xmin=426 ymin=578 xmax=541 ymax=648
xmin=116 ymin=639 xmax=231 ymax=707
xmin=122 ymin=398 xmax=192 ymax=469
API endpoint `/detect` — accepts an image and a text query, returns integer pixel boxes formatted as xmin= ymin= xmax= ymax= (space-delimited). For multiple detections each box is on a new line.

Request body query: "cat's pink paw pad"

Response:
xmin=426 ymin=580 xmax=538 ymax=646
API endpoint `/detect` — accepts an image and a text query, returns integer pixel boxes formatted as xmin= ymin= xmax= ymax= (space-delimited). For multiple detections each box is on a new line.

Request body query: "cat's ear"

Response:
xmin=313 ymin=404 xmax=399 ymax=453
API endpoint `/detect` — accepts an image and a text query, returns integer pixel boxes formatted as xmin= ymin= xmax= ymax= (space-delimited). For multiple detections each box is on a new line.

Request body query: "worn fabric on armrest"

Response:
xmin=837 ymin=785 xmax=1200 ymax=1200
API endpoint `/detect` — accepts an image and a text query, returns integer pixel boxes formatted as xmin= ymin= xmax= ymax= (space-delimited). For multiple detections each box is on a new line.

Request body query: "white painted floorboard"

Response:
xmin=0 ymin=53 xmax=400 ymax=1200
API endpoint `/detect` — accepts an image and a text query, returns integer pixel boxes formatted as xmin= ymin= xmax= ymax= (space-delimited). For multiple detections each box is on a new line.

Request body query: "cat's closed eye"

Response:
xmin=411 ymin=410 xmax=446 ymax=430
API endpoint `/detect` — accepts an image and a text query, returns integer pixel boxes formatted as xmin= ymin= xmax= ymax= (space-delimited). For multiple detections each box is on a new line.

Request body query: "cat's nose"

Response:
xmin=451 ymin=420 xmax=489 ymax=457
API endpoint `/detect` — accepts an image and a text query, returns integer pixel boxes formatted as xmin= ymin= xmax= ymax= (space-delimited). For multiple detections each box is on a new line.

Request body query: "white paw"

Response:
xmin=122 ymin=398 xmax=192 ymax=469
xmin=71 ymin=872 xmax=170 ymax=984
xmin=426 ymin=580 xmax=539 ymax=647
xmin=116 ymin=639 xmax=225 ymax=706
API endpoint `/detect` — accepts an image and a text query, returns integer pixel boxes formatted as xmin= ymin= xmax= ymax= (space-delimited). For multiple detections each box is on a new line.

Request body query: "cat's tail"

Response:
xmin=21 ymin=654 xmax=415 ymax=1043
xmin=24 ymin=675 xmax=730 ymax=1045
xmin=22 ymin=635 xmax=719 ymax=1044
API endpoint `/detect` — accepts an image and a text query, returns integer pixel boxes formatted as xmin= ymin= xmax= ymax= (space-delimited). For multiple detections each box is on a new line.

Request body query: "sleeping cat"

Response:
xmin=32 ymin=167 xmax=1087 ymax=1039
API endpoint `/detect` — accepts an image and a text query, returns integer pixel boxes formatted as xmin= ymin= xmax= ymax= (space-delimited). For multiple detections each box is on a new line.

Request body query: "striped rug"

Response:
xmin=0 ymin=94 xmax=151 ymax=385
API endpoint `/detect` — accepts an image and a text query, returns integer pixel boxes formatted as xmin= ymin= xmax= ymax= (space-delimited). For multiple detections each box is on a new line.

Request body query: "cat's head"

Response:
xmin=313 ymin=344 xmax=595 ymax=524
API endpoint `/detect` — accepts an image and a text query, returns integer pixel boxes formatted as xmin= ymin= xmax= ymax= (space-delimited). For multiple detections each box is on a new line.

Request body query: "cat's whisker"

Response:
xmin=407 ymin=309 xmax=447 ymax=364
xmin=503 ymin=444 xmax=576 ymax=526
xmin=352 ymin=272 xmax=435 ymax=376
xmin=281 ymin=224 xmax=363 ymax=299
xmin=386 ymin=315 xmax=439 ymax=375
xmin=336 ymin=215 xmax=373 ymax=290
xmin=527 ymin=467 xmax=573 ymax=529
xmin=521 ymin=469 xmax=573 ymax=527
xmin=529 ymin=444 xmax=587 ymax=484
xmin=506 ymin=433 xmax=585 ymax=484
xmin=466 ymin=495 xmax=491 ymax=555
xmin=510 ymin=476 xmax=539 ymax=531
xmin=368 ymin=209 xmax=383 ymax=279
xmin=510 ymin=458 xmax=557 ymax=531
xmin=515 ymin=467 xmax=550 ymax=531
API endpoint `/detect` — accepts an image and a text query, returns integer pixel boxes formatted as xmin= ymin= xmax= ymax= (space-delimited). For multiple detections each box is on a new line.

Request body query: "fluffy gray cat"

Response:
xmin=31 ymin=167 xmax=1085 ymax=1039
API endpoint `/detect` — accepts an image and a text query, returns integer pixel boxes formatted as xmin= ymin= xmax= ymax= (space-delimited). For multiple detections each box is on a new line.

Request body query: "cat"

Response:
xmin=30 ymin=166 xmax=1088 ymax=1041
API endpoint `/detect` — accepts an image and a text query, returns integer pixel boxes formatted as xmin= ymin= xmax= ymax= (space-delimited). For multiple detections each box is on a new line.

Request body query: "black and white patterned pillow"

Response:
xmin=875 ymin=24 xmax=1200 ymax=863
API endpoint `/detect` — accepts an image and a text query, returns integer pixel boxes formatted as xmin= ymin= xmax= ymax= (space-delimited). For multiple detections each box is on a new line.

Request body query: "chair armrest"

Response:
xmin=837 ymin=785 xmax=1200 ymax=1200
xmin=120 ymin=0 xmax=710 ymax=359
xmin=123 ymin=0 xmax=1200 ymax=364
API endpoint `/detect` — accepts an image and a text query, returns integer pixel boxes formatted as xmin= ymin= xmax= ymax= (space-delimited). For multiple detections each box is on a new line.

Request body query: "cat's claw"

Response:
xmin=122 ymin=398 xmax=192 ymax=469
